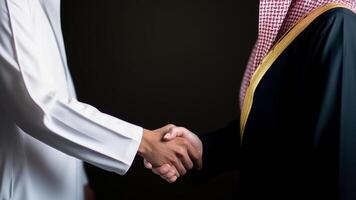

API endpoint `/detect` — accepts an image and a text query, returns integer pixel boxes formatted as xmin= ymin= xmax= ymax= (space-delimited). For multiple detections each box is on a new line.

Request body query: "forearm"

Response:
xmin=0 ymin=73 xmax=143 ymax=174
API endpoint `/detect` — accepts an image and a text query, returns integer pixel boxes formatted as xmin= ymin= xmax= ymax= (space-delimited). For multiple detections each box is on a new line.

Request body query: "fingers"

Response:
xmin=176 ymin=127 xmax=203 ymax=170
xmin=171 ymin=156 xmax=187 ymax=176
xmin=168 ymin=165 xmax=180 ymax=178
xmin=164 ymin=169 xmax=177 ymax=178
xmin=168 ymin=176 xmax=178 ymax=183
xmin=166 ymin=138 xmax=194 ymax=175
xmin=177 ymin=146 xmax=194 ymax=170
xmin=149 ymin=163 xmax=179 ymax=177
xmin=156 ymin=164 xmax=171 ymax=174
xmin=159 ymin=168 xmax=177 ymax=182
xmin=173 ymin=136 xmax=202 ymax=170
xmin=185 ymin=139 xmax=203 ymax=170
xmin=166 ymin=131 xmax=202 ymax=171
xmin=182 ymin=157 xmax=194 ymax=171
xmin=151 ymin=164 xmax=179 ymax=183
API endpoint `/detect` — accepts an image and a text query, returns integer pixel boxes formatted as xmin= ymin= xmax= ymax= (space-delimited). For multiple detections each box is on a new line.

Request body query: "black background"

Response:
xmin=61 ymin=0 xmax=258 ymax=199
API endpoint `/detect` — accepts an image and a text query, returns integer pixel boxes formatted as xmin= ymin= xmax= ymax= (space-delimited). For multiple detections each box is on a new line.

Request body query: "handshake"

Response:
xmin=137 ymin=124 xmax=203 ymax=183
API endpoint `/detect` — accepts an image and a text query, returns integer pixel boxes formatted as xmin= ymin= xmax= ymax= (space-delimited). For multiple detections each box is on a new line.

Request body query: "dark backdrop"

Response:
xmin=61 ymin=0 xmax=258 ymax=199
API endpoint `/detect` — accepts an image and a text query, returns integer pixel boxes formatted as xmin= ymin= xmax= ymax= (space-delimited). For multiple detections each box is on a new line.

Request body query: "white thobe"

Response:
xmin=0 ymin=0 xmax=143 ymax=200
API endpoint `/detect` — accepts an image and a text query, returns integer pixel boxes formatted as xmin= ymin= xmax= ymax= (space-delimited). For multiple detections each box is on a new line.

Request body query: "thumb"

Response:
xmin=163 ymin=127 xmax=184 ymax=141
xmin=143 ymin=159 xmax=153 ymax=169
xmin=154 ymin=124 xmax=176 ymax=135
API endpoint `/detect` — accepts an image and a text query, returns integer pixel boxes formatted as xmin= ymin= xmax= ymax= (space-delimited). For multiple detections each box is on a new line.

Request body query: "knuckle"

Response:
xmin=169 ymin=171 xmax=175 ymax=177
xmin=182 ymin=139 xmax=190 ymax=147
xmin=158 ymin=168 xmax=167 ymax=174
xmin=191 ymin=153 xmax=199 ymax=160
xmin=170 ymin=157 xmax=178 ymax=165
xmin=177 ymin=147 xmax=186 ymax=156
xmin=182 ymin=127 xmax=189 ymax=133
xmin=169 ymin=177 xmax=177 ymax=183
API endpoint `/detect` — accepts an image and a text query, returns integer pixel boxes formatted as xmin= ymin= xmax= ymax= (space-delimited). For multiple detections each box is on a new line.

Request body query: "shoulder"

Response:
xmin=314 ymin=7 xmax=356 ymax=31
xmin=294 ymin=7 xmax=356 ymax=48
xmin=301 ymin=7 xmax=356 ymax=49
xmin=306 ymin=7 xmax=356 ymax=71
xmin=323 ymin=7 xmax=356 ymax=20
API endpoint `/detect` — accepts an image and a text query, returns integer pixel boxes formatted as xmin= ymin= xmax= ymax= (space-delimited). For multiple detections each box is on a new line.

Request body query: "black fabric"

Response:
xmin=192 ymin=120 xmax=240 ymax=184
xmin=241 ymin=8 xmax=356 ymax=200
xmin=194 ymin=7 xmax=356 ymax=200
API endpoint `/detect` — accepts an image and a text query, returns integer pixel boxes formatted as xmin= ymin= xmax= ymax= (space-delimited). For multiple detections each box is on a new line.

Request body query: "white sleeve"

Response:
xmin=0 ymin=0 xmax=142 ymax=175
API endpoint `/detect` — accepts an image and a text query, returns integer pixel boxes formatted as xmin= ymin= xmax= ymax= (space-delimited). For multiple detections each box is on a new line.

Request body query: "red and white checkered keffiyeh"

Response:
xmin=239 ymin=0 xmax=356 ymax=109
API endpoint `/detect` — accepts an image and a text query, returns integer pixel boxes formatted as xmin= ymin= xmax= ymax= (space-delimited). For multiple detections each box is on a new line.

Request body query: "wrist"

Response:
xmin=138 ymin=129 xmax=153 ymax=157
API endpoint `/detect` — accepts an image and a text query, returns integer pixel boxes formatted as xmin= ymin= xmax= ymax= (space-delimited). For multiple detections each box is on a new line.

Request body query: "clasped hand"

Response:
xmin=138 ymin=125 xmax=203 ymax=183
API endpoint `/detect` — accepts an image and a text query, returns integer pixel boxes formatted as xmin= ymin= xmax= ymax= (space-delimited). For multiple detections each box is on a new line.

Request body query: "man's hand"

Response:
xmin=137 ymin=125 xmax=202 ymax=182
xmin=144 ymin=126 xmax=203 ymax=183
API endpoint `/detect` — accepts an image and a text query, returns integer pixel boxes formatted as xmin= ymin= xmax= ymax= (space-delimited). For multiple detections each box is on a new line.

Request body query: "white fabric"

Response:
xmin=0 ymin=0 xmax=143 ymax=200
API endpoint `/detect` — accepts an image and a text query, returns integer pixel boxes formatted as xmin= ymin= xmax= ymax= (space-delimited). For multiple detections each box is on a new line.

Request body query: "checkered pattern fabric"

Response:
xmin=239 ymin=0 xmax=356 ymax=108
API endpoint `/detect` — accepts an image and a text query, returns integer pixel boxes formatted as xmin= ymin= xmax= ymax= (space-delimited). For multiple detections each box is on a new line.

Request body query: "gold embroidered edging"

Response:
xmin=240 ymin=3 xmax=351 ymax=142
